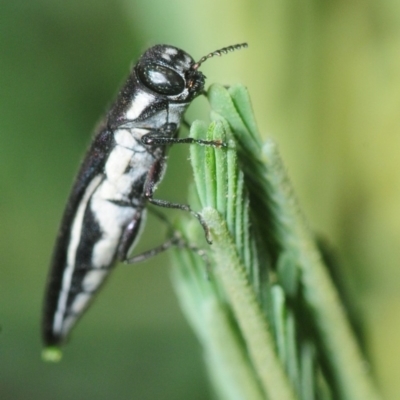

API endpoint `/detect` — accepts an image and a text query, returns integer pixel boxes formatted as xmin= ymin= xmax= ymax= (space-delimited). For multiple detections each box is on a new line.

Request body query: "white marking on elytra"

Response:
xmin=62 ymin=315 xmax=75 ymax=337
xmin=71 ymin=293 xmax=91 ymax=314
xmin=52 ymin=175 xmax=102 ymax=334
xmin=126 ymin=91 xmax=155 ymax=120
xmin=62 ymin=293 xmax=90 ymax=335
xmin=82 ymin=270 xmax=108 ymax=292
xmin=90 ymin=199 xmax=136 ymax=267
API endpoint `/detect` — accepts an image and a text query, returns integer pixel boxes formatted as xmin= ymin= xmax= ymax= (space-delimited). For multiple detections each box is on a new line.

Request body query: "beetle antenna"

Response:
xmin=191 ymin=43 xmax=248 ymax=70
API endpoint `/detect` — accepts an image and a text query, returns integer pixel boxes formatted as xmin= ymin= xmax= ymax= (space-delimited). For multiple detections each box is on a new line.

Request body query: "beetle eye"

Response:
xmin=137 ymin=63 xmax=185 ymax=95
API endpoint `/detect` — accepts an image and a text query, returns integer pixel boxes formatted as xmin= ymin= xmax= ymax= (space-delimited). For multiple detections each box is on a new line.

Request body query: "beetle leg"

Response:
xmin=143 ymin=159 xmax=212 ymax=244
xmin=116 ymin=213 xmax=144 ymax=261
xmin=141 ymin=132 xmax=226 ymax=148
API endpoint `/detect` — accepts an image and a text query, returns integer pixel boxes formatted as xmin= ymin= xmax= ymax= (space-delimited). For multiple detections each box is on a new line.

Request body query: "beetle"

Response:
xmin=42 ymin=43 xmax=247 ymax=350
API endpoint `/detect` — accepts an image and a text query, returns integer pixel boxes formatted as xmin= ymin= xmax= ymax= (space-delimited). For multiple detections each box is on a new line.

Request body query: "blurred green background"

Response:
xmin=1 ymin=0 xmax=400 ymax=398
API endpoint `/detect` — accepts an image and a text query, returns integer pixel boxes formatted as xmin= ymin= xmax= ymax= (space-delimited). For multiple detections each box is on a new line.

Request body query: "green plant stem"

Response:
xmin=202 ymin=207 xmax=297 ymax=400
xmin=262 ymin=140 xmax=381 ymax=400
xmin=171 ymin=235 xmax=265 ymax=400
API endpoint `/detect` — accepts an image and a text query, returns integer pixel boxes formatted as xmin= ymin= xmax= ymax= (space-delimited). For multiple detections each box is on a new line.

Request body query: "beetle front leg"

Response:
xmin=141 ymin=132 xmax=226 ymax=148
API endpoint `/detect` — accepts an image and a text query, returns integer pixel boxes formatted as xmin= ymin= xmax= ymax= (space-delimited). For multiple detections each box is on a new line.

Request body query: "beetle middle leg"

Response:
xmin=142 ymin=157 xmax=213 ymax=244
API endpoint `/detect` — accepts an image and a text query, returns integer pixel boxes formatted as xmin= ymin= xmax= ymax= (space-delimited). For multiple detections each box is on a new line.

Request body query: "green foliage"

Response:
xmin=171 ymin=84 xmax=380 ymax=400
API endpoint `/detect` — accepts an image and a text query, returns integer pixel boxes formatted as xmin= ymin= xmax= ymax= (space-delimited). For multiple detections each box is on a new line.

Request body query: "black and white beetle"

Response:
xmin=42 ymin=43 xmax=247 ymax=350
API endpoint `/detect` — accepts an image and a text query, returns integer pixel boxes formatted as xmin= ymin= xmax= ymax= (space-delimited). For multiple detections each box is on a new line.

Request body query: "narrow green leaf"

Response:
xmin=171 ymin=219 xmax=265 ymax=400
xmin=300 ymin=342 xmax=316 ymax=400
xmin=208 ymin=84 xmax=260 ymax=156
xmin=226 ymin=139 xmax=238 ymax=235
xmin=286 ymin=311 xmax=300 ymax=395
xmin=201 ymin=208 xmax=297 ymax=400
xmin=212 ymin=122 xmax=228 ymax=215
xmin=228 ymin=84 xmax=262 ymax=146
xmin=271 ymin=285 xmax=287 ymax=365
xmin=262 ymin=140 xmax=380 ymax=400
xmin=190 ymin=120 xmax=208 ymax=207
